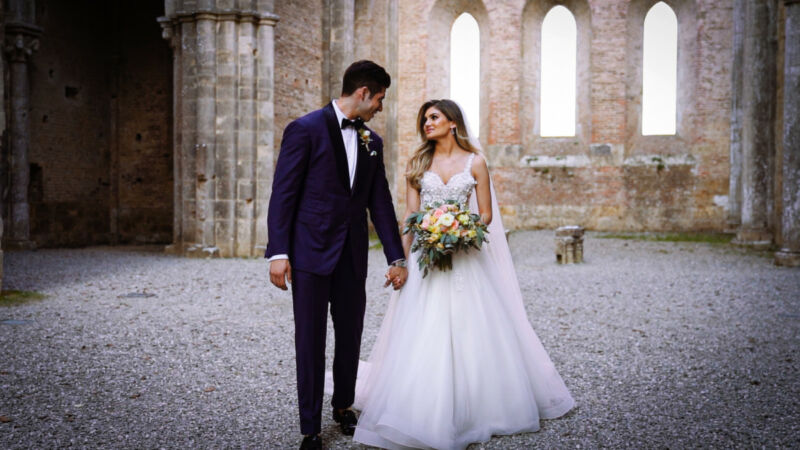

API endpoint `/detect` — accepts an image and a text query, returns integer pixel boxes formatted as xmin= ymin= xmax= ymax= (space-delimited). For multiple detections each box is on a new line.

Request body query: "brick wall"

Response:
xmin=27 ymin=0 xmax=171 ymax=247
xmin=16 ymin=0 xmax=750 ymax=249
xmin=29 ymin=0 xmax=113 ymax=246
xmin=396 ymin=0 xmax=735 ymax=231
xmin=114 ymin=0 xmax=173 ymax=244
xmin=273 ymin=0 xmax=325 ymax=159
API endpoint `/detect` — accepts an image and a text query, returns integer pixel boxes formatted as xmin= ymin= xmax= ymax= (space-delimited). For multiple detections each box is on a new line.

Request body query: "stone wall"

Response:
xmin=28 ymin=0 xmax=113 ymax=247
xmin=24 ymin=0 xmax=171 ymax=247
xmin=3 ymin=0 xmax=794 ymax=255
xmin=395 ymin=0 xmax=736 ymax=232
xmin=273 ymin=0 xmax=325 ymax=161
xmin=113 ymin=1 xmax=173 ymax=244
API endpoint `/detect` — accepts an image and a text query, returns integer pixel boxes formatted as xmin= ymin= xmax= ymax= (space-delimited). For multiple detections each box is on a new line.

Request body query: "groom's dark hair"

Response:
xmin=341 ymin=60 xmax=391 ymax=97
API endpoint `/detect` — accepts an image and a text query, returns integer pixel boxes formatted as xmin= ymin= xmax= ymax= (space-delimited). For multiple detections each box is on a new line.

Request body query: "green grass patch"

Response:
xmin=597 ymin=232 xmax=735 ymax=245
xmin=0 ymin=290 xmax=47 ymax=307
xmin=368 ymin=229 xmax=384 ymax=250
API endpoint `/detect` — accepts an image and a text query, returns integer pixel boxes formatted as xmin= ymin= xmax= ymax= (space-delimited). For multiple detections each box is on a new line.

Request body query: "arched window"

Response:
xmin=450 ymin=13 xmax=480 ymax=136
xmin=540 ymin=5 xmax=576 ymax=137
xmin=642 ymin=1 xmax=677 ymax=135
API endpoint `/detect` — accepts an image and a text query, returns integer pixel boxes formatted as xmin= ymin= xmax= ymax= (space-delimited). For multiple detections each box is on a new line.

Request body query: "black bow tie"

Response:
xmin=341 ymin=117 xmax=364 ymax=129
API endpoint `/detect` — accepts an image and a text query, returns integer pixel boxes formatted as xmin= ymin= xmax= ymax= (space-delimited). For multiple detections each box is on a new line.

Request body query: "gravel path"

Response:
xmin=1 ymin=231 xmax=798 ymax=449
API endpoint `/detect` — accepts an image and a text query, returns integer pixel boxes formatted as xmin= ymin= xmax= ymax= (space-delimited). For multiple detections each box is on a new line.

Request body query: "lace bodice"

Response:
xmin=420 ymin=153 xmax=477 ymax=207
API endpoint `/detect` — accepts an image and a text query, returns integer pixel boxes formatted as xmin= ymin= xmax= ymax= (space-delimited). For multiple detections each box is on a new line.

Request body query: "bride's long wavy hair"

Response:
xmin=406 ymin=99 xmax=480 ymax=190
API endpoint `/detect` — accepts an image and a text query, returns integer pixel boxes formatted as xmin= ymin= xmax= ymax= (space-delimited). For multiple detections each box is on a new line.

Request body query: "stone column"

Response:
xmin=775 ymin=0 xmax=800 ymax=266
xmin=159 ymin=13 xmax=183 ymax=254
xmin=323 ymin=0 xmax=355 ymax=100
xmin=735 ymin=0 xmax=778 ymax=248
xmin=3 ymin=20 xmax=41 ymax=249
xmin=254 ymin=14 xmax=277 ymax=257
xmin=0 ymin=2 xmax=5 ymax=288
xmin=159 ymin=4 xmax=279 ymax=257
xmin=728 ymin=0 xmax=745 ymax=231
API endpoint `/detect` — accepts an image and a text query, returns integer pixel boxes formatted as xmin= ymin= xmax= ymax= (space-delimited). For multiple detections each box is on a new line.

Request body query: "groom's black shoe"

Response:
xmin=299 ymin=434 xmax=322 ymax=449
xmin=332 ymin=408 xmax=358 ymax=436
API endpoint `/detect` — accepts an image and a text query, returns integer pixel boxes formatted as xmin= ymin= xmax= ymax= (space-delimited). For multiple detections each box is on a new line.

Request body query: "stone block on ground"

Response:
xmin=555 ymin=225 xmax=585 ymax=264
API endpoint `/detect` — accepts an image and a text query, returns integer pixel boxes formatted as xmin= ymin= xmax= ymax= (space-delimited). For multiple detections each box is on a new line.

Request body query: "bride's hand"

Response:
xmin=384 ymin=266 xmax=408 ymax=290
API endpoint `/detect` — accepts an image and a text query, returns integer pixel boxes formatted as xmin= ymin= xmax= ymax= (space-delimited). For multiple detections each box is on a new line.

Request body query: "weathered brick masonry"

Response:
xmin=0 ymin=0 xmax=796 ymax=267
xmin=24 ymin=0 xmax=171 ymax=247
xmin=395 ymin=0 xmax=737 ymax=232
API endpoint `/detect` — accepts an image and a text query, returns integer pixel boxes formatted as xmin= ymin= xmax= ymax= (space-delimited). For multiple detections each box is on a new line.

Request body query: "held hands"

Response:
xmin=384 ymin=265 xmax=408 ymax=290
xmin=269 ymin=259 xmax=292 ymax=290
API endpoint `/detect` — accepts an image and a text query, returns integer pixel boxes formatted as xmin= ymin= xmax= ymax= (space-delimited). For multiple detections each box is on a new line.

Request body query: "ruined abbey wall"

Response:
xmin=395 ymin=0 xmax=736 ymax=232
xmin=1 ymin=0 xmax=797 ymax=265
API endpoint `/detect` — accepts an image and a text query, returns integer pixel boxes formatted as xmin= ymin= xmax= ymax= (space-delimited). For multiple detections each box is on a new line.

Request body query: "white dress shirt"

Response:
xmin=332 ymin=99 xmax=359 ymax=188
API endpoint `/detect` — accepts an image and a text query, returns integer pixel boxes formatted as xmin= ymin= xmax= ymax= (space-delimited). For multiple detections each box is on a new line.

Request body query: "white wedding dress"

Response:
xmin=351 ymin=153 xmax=575 ymax=450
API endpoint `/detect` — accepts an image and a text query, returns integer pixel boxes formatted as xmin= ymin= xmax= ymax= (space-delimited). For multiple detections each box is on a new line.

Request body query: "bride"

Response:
xmin=352 ymin=99 xmax=575 ymax=449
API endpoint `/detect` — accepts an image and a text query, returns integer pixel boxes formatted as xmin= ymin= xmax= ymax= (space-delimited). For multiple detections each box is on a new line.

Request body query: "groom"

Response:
xmin=265 ymin=60 xmax=408 ymax=449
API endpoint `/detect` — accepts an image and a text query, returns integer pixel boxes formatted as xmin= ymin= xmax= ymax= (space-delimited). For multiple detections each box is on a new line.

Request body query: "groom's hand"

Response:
xmin=269 ymin=259 xmax=292 ymax=290
xmin=384 ymin=266 xmax=408 ymax=290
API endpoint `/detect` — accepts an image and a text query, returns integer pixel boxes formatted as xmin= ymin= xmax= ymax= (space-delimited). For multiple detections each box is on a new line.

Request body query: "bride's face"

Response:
xmin=423 ymin=107 xmax=455 ymax=141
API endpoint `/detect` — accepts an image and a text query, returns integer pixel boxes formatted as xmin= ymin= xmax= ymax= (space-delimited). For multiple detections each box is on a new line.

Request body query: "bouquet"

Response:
xmin=403 ymin=200 xmax=489 ymax=277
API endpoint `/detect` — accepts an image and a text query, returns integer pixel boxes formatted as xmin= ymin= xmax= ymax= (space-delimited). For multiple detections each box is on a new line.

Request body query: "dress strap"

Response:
xmin=463 ymin=153 xmax=476 ymax=174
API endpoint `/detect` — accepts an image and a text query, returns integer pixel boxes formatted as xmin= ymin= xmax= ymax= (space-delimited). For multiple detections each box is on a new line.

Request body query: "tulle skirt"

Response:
xmin=351 ymin=248 xmax=575 ymax=450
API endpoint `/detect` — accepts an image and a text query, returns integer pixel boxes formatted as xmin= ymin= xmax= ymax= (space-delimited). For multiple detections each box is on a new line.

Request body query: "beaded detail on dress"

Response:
xmin=419 ymin=153 xmax=477 ymax=208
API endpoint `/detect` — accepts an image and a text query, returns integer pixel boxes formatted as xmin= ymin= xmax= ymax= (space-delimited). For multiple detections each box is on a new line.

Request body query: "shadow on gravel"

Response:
xmin=3 ymin=245 xmax=178 ymax=292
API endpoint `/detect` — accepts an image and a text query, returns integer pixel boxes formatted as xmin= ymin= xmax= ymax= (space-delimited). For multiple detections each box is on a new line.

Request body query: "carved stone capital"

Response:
xmin=164 ymin=9 xmax=279 ymax=26
xmin=157 ymin=16 xmax=180 ymax=49
xmin=4 ymin=22 xmax=42 ymax=62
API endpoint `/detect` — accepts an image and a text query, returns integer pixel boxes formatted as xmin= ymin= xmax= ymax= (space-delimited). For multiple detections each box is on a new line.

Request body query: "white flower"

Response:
xmin=437 ymin=213 xmax=455 ymax=227
xmin=357 ymin=128 xmax=373 ymax=148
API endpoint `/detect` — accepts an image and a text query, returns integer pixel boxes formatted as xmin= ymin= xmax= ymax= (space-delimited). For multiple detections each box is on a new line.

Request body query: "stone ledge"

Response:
xmin=774 ymin=250 xmax=800 ymax=267
xmin=164 ymin=243 xmax=221 ymax=258
xmin=518 ymin=153 xmax=697 ymax=169
xmin=160 ymin=10 xmax=279 ymax=26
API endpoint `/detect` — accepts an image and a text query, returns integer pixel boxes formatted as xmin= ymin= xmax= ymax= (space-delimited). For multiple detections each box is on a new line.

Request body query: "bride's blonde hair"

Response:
xmin=406 ymin=99 xmax=480 ymax=190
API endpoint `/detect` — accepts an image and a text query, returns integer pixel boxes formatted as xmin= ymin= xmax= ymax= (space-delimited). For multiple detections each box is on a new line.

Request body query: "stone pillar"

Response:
xmin=323 ymin=0 xmax=355 ymax=100
xmin=254 ymin=14 xmax=277 ymax=257
xmin=555 ymin=226 xmax=585 ymax=264
xmin=159 ymin=4 xmax=279 ymax=257
xmin=735 ymin=0 xmax=778 ymax=248
xmin=0 ymin=217 xmax=4 ymax=286
xmin=775 ymin=0 xmax=800 ymax=266
xmin=3 ymin=15 xmax=41 ymax=250
xmin=728 ymin=0 xmax=745 ymax=231
xmin=0 ymin=2 xmax=6 ymax=288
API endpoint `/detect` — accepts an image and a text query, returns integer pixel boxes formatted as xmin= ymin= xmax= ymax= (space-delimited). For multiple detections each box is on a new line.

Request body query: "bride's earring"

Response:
xmin=451 ymin=127 xmax=456 ymax=137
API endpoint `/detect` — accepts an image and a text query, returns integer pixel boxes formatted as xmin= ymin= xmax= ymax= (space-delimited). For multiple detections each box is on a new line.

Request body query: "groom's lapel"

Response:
xmin=323 ymin=103 xmax=352 ymax=194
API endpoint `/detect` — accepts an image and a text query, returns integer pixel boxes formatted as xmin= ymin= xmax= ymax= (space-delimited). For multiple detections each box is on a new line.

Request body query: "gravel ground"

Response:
xmin=1 ymin=230 xmax=798 ymax=449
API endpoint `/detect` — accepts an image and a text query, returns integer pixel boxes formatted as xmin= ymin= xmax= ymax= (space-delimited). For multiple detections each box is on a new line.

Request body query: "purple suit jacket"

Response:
xmin=265 ymin=103 xmax=404 ymax=279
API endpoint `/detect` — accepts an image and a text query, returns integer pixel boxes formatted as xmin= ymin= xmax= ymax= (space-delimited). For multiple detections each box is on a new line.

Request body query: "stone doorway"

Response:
xmin=14 ymin=0 xmax=173 ymax=248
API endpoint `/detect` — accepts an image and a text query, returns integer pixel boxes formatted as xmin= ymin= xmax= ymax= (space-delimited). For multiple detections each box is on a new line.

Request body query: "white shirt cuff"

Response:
xmin=268 ymin=254 xmax=289 ymax=262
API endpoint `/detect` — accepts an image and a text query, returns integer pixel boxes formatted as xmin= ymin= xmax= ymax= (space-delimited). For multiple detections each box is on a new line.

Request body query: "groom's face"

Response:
xmin=356 ymin=87 xmax=386 ymax=122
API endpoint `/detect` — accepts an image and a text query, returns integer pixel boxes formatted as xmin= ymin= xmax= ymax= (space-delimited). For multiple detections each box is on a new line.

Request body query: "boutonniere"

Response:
xmin=358 ymin=127 xmax=377 ymax=156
